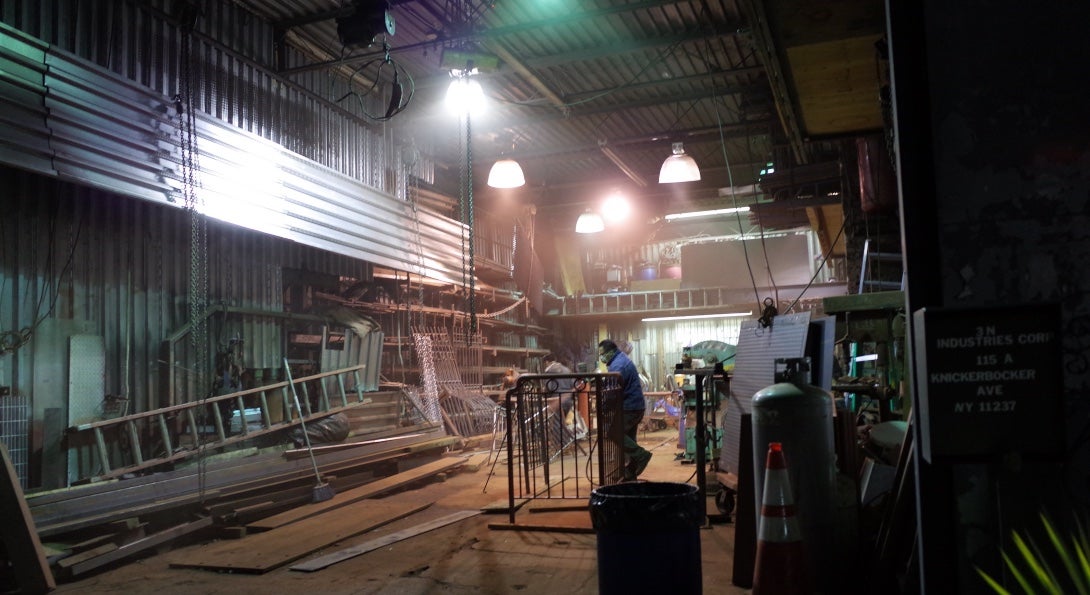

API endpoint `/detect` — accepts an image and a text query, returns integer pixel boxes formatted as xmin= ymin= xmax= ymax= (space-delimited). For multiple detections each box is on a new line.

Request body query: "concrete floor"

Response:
xmin=50 ymin=427 xmax=752 ymax=594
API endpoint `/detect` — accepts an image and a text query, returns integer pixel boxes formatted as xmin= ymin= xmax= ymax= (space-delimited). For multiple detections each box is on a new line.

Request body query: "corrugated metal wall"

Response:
xmin=0 ymin=167 xmax=378 ymax=453
xmin=0 ymin=1 xmax=497 ymax=488
xmin=0 ymin=0 xmax=435 ymax=187
xmin=0 ymin=22 xmax=469 ymax=284
xmin=640 ymin=318 xmax=744 ymax=390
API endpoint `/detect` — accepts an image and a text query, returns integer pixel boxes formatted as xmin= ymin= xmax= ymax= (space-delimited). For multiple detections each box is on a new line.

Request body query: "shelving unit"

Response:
xmin=314 ymin=274 xmax=551 ymax=390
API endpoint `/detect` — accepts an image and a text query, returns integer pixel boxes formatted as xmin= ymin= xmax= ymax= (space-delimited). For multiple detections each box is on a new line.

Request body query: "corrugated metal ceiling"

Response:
xmin=226 ymin=0 xmax=792 ymax=213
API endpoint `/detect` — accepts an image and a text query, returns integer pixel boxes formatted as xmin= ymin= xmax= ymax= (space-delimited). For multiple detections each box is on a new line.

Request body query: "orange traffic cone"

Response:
xmin=753 ymin=442 xmax=811 ymax=595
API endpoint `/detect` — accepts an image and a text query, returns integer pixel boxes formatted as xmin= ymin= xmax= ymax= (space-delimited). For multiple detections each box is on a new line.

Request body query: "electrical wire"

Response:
xmin=332 ymin=39 xmax=415 ymax=122
xmin=712 ymin=96 xmax=766 ymax=312
xmin=781 ymin=217 xmax=848 ymax=315
xmin=0 ymin=203 xmax=85 ymax=355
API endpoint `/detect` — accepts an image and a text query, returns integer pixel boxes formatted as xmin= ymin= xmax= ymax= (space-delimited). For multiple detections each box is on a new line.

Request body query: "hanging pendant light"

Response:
xmin=658 ymin=142 xmax=701 ymax=183
xmin=575 ymin=209 xmax=605 ymax=234
xmin=487 ymin=158 xmax=525 ymax=188
xmin=445 ymin=70 xmax=484 ymax=116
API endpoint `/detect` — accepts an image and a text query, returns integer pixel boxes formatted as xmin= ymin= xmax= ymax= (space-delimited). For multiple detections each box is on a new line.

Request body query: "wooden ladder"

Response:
xmin=68 ymin=365 xmax=371 ymax=482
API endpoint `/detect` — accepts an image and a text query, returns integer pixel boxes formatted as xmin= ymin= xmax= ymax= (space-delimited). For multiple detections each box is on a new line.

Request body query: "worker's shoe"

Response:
xmin=629 ymin=450 xmax=652 ymax=479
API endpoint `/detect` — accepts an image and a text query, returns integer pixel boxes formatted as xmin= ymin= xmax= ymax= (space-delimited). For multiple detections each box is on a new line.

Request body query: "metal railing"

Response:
xmin=502 ymin=373 xmax=625 ymax=524
xmin=67 ymin=365 xmax=374 ymax=482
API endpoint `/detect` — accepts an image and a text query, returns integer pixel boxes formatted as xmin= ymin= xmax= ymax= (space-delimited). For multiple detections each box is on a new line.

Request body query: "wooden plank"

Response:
xmin=290 ymin=510 xmax=482 ymax=572
xmin=171 ymin=500 xmax=431 ymax=573
xmin=69 ymin=516 xmax=214 ymax=577
xmin=246 ymin=457 xmax=465 ymax=532
xmin=461 ymin=452 xmax=491 ymax=472
xmin=57 ymin=543 xmax=117 ymax=570
xmin=0 ymin=444 xmax=55 ymax=593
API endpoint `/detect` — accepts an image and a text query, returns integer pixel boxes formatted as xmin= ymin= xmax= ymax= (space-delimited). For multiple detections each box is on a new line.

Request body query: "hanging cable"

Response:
xmin=782 ymin=217 xmax=848 ymax=315
xmin=712 ymin=96 xmax=763 ymax=309
xmin=332 ymin=40 xmax=415 ymax=122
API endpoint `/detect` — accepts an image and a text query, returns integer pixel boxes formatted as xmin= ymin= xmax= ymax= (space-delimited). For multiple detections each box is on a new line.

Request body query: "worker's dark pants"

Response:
xmin=623 ymin=409 xmax=648 ymax=465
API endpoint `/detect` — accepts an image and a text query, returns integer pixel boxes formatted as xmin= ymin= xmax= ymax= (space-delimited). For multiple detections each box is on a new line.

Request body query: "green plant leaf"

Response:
xmin=1039 ymin=513 xmax=1087 ymax=593
xmin=1002 ymin=548 xmax=1036 ymax=595
xmin=975 ymin=565 xmax=1013 ymax=595
xmin=1012 ymin=531 xmax=1062 ymax=595
xmin=976 ymin=509 xmax=1090 ymax=594
xmin=1074 ymin=516 xmax=1090 ymax=594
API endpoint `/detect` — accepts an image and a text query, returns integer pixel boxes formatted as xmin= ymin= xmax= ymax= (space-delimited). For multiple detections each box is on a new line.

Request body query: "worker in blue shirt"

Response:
xmin=598 ymin=339 xmax=652 ymax=481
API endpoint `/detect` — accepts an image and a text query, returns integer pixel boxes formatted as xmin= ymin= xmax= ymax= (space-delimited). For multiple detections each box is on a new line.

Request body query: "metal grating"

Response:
xmin=413 ymin=327 xmax=494 ymax=437
xmin=0 ymin=396 xmax=30 ymax=489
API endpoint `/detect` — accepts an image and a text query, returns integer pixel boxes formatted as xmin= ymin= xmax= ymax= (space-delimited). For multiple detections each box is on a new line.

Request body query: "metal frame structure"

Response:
xmin=502 ymin=372 xmax=624 ymax=525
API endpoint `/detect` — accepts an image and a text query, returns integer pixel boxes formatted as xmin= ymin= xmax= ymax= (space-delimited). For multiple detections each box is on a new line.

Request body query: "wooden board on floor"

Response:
xmin=290 ymin=509 xmax=482 ymax=572
xmin=246 ymin=456 xmax=465 ymax=531
xmin=462 ymin=452 xmax=491 ymax=472
xmin=68 ymin=516 xmax=213 ymax=578
xmin=0 ymin=444 xmax=55 ymax=594
xmin=170 ymin=500 xmax=431 ymax=573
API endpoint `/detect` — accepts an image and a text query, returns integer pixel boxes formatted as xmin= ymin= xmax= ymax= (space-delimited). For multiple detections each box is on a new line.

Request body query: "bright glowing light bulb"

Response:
xmin=446 ymin=77 xmax=485 ymax=116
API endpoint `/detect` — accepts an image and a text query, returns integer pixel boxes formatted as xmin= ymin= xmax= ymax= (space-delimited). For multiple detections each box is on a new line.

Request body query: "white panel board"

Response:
xmin=719 ymin=312 xmax=812 ymax=476
xmin=68 ymin=335 xmax=104 ymax=484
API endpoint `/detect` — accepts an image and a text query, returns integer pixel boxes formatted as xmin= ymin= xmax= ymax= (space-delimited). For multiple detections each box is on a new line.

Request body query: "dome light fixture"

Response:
xmin=658 ymin=142 xmax=701 ymax=183
xmin=575 ymin=209 xmax=605 ymax=234
xmin=487 ymin=158 xmax=525 ymax=188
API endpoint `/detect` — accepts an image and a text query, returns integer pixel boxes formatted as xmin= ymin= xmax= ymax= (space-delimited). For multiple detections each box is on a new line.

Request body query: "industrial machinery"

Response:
xmin=681 ymin=340 xmax=737 ymax=371
xmin=677 ymin=340 xmax=735 ymax=463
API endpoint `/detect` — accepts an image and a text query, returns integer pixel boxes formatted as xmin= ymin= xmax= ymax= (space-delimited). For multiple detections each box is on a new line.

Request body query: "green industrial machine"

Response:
xmin=677 ymin=340 xmax=734 ymax=463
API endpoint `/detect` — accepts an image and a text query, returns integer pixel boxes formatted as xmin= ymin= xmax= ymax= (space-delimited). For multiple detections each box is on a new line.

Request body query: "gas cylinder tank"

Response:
xmin=751 ymin=357 xmax=837 ymax=592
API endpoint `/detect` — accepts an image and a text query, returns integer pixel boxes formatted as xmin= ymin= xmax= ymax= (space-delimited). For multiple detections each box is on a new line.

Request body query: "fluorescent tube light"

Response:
xmin=642 ymin=312 xmax=752 ymax=322
xmin=664 ymin=207 xmax=750 ymax=221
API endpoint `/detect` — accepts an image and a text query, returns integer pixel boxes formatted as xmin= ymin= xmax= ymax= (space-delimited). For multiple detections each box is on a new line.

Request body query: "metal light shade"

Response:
xmin=575 ymin=210 xmax=605 ymax=233
xmin=487 ymin=158 xmax=525 ymax=188
xmin=658 ymin=142 xmax=701 ymax=183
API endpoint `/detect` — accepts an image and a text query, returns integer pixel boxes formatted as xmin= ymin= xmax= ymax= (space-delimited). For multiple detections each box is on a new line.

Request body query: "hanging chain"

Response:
xmin=465 ymin=113 xmax=477 ymax=337
xmin=458 ymin=113 xmax=468 ymax=329
xmin=177 ymin=25 xmax=209 ymax=502
xmin=407 ymin=152 xmax=426 ymax=325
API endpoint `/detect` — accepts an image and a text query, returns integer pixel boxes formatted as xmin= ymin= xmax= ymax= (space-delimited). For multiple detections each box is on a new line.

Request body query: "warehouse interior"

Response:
xmin=1 ymin=1 xmax=1089 ymax=594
